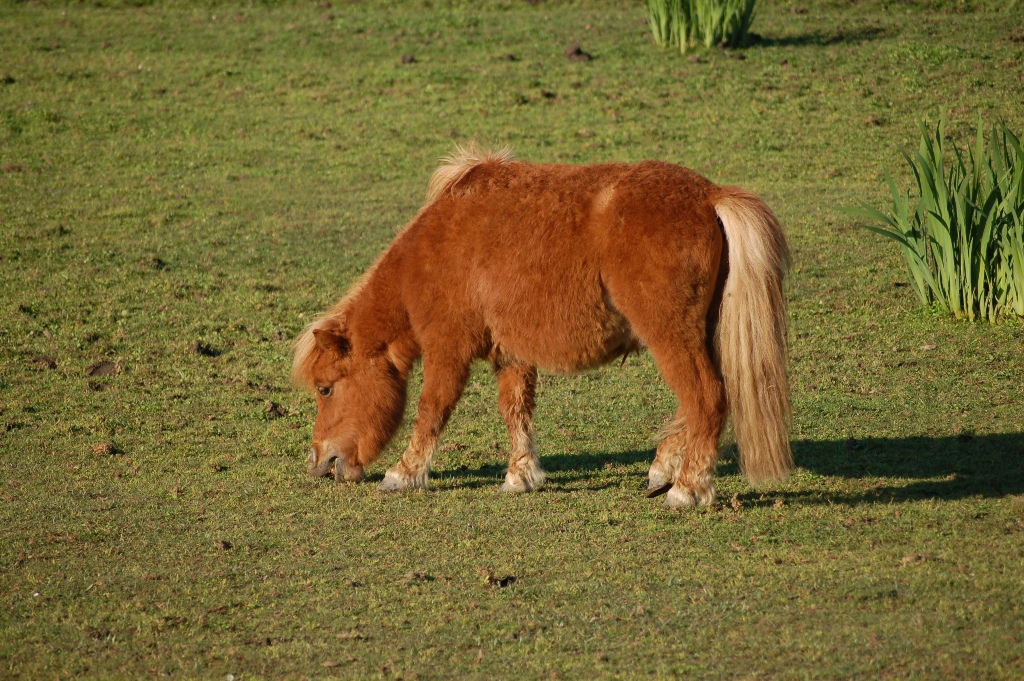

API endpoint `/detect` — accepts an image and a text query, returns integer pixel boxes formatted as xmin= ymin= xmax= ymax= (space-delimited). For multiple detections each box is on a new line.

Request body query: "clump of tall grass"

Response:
xmin=848 ymin=115 xmax=1024 ymax=322
xmin=645 ymin=0 xmax=756 ymax=53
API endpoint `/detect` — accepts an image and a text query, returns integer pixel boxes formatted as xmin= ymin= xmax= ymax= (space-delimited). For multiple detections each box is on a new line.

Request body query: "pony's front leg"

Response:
xmin=378 ymin=356 xmax=470 ymax=492
xmin=378 ymin=430 xmax=435 ymax=491
xmin=495 ymin=362 xmax=545 ymax=493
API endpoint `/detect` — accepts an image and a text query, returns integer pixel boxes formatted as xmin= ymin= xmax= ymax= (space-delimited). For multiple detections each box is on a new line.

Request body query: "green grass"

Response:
xmin=2 ymin=0 xmax=1024 ymax=678
xmin=850 ymin=115 xmax=1024 ymax=321
xmin=646 ymin=0 xmax=758 ymax=53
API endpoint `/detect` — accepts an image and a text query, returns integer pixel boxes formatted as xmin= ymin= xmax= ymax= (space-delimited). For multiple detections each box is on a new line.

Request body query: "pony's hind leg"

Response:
xmin=600 ymin=203 xmax=726 ymax=507
xmin=606 ymin=282 xmax=726 ymax=506
xmin=495 ymin=361 xmax=546 ymax=493
xmin=652 ymin=347 xmax=727 ymax=509
xmin=379 ymin=354 xmax=470 ymax=492
xmin=647 ymin=421 xmax=684 ymax=497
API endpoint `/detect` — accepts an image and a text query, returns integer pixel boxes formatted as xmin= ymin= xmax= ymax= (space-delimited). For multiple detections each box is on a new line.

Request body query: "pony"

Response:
xmin=292 ymin=145 xmax=791 ymax=509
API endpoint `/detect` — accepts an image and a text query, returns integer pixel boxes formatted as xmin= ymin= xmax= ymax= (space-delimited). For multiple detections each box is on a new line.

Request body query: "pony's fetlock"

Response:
xmin=378 ymin=466 xmax=429 ymax=492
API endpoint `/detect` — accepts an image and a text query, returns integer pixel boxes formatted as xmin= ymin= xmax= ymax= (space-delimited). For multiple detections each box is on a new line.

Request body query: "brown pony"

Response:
xmin=293 ymin=146 xmax=791 ymax=508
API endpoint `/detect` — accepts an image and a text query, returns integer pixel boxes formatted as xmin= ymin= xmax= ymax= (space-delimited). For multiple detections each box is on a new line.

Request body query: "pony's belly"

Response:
xmin=489 ymin=305 xmax=638 ymax=374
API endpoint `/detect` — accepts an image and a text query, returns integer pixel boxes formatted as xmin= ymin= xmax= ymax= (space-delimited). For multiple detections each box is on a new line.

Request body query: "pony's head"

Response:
xmin=292 ymin=314 xmax=407 ymax=481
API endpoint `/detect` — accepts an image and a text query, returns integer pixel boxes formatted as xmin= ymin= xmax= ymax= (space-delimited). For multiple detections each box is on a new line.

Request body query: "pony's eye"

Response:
xmin=317 ymin=385 xmax=333 ymax=397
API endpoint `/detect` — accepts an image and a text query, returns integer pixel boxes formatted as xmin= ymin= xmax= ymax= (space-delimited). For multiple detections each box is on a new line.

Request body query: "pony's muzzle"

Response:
xmin=334 ymin=458 xmax=364 ymax=483
xmin=308 ymin=444 xmax=364 ymax=482
xmin=307 ymin=446 xmax=336 ymax=478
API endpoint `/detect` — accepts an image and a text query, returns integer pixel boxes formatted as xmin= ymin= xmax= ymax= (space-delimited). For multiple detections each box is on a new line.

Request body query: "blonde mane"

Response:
xmin=425 ymin=143 xmax=514 ymax=204
xmin=295 ymin=143 xmax=513 ymax=392
xmin=291 ymin=320 xmax=326 ymax=392
xmin=291 ymin=260 xmax=381 ymax=392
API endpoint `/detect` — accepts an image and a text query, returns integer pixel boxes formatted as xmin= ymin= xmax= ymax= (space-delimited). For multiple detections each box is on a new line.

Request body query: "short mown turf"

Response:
xmin=1 ymin=1 xmax=1022 ymax=678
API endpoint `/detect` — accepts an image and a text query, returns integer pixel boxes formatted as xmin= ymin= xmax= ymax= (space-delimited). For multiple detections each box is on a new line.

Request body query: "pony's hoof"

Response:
xmin=645 ymin=482 xmax=672 ymax=498
xmin=646 ymin=467 xmax=674 ymax=498
xmin=377 ymin=468 xmax=427 ymax=492
xmin=664 ymin=483 xmax=715 ymax=510
xmin=500 ymin=466 xmax=546 ymax=493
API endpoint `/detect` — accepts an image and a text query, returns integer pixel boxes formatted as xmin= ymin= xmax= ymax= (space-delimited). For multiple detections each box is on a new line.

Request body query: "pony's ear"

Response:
xmin=312 ymin=322 xmax=351 ymax=356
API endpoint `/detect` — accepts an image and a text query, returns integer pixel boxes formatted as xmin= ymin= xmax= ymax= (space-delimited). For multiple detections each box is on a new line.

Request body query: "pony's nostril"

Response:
xmin=307 ymin=444 xmax=340 ymax=478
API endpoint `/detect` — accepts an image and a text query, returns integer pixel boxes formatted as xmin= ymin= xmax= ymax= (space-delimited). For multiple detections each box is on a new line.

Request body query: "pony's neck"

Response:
xmin=343 ymin=250 xmax=419 ymax=379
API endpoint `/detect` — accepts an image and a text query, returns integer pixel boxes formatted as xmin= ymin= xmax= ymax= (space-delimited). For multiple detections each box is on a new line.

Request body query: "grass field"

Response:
xmin=2 ymin=0 xmax=1024 ymax=678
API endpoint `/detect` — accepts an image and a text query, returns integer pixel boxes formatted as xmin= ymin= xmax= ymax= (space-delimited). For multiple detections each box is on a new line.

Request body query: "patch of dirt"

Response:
xmin=86 ymin=360 xmax=121 ymax=376
xmin=253 ymin=283 xmax=280 ymax=292
xmin=480 ymin=567 xmax=517 ymax=588
xmin=398 ymin=571 xmax=433 ymax=585
xmin=245 ymin=636 xmax=274 ymax=646
xmin=900 ymin=553 xmax=926 ymax=567
xmin=190 ymin=341 xmax=218 ymax=357
xmin=337 ymin=630 xmax=368 ymax=640
xmin=264 ymin=401 xmax=288 ymax=418
xmin=84 ymin=625 xmax=111 ymax=640
xmin=31 ymin=355 xmax=57 ymax=370
xmin=565 ymin=44 xmax=592 ymax=62
xmin=137 ymin=255 xmax=166 ymax=270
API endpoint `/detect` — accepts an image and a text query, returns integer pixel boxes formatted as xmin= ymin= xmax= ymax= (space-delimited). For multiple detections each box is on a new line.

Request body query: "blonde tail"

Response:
xmin=712 ymin=187 xmax=792 ymax=486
